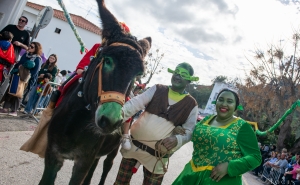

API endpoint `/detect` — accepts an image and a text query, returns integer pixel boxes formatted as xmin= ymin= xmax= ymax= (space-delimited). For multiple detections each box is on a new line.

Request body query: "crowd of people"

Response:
xmin=0 ymin=16 xmax=71 ymax=116
xmin=253 ymin=143 xmax=300 ymax=185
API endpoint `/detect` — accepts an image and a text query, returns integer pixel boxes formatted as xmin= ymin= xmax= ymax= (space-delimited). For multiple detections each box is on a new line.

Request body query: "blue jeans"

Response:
xmin=42 ymin=94 xmax=51 ymax=108
xmin=24 ymin=90 xmax=45 ymax=114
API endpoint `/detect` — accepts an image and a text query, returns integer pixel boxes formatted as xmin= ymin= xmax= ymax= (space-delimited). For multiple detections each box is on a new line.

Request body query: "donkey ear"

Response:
xmin=96 ymin=0 xmax=123 ymax=40
xmin=138 ymin=37 xmax=152 ymax=58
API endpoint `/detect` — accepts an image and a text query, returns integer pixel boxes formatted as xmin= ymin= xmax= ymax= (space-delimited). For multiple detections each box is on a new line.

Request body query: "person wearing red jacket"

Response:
xmin=75 ymin=43 xmax=101 ymax=75
xmin=55 ymin=43 xmax=101 ymax=106
xmin=0 ymin=31 xmax=15 ymax=82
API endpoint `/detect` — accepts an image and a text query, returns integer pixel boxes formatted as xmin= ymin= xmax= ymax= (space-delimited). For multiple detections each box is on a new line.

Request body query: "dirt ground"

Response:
xmin=0 ymin=112 xmax=38 ymax=132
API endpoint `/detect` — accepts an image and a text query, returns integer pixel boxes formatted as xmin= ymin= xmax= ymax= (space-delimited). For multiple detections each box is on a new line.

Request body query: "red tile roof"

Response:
xmin=26 ymin=1 xmax=102 ymax=35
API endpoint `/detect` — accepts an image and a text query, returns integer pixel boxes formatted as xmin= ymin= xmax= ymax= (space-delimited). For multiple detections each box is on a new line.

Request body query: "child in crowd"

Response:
xmin=0 ymin=31 xmax=15 ymax=83
xmin=55 ymin=69 xmax=67 ymax=84
xmin=23 ymin=73 xmax=52 ymax=114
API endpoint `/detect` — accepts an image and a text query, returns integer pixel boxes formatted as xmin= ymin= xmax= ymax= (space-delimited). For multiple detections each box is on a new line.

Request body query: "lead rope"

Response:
xmin=120 ymin=130 xmax=174 ymax=178
xmin=152 ymin=139 xmax=171 ymax=178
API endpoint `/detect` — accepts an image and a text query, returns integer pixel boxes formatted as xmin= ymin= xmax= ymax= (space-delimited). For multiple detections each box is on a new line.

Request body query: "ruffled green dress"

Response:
xmin=172 ymin=115 xmax=261 ymax=185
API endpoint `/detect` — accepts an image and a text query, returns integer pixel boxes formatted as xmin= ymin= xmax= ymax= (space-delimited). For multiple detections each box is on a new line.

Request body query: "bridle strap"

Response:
xmin=97 ymin=61 xmax=103 ymax=97
xmin=87 ymin=42 xmax=137 ymax=106
xmin=100 ymin=91 xmax=125 ymax=105
xmin=88 ymin=57 xmax=125 ymax=106
xmin=96 ymin=60 xmax=125 ymax=106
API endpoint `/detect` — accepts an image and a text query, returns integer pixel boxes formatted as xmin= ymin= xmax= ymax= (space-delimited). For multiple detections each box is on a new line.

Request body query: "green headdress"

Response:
xmin=168 ymin=62 xmax=199 ymax=82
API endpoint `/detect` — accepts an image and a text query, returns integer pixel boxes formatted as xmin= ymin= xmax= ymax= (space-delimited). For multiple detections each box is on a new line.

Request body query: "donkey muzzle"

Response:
xmin=95 ymin=102 xmax=123 ymax=133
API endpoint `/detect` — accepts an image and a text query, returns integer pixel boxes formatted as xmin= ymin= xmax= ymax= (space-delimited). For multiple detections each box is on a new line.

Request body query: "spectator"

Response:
xmin=58 ymin=70 xmax=67 ymax=84
xmin=287 ymin=152 xmax=295 ymax=163
xmin=292 ymin=153 xmax=300 ymax=165
xmin=0 ymin=31 xmax=15 ymax=82
xmin=27 ymin=54 xmax=58 ymax=107
xmin=0 ymin=16 xmax=30 ymax=61
xmin=258 ymin=142 xmax=262 ymax=148
xmin=261 ymin=152 xmax=286 ymax=183
xmin=65 ymin=70 xmax=73 ymax=80
xmin=23 ymin=73 xmax=52 ymax=115
xmin=22 ymin=54 xmax=58 ymax=106
xmin=294 ymin=168 xmax=300 ymax=185
xmin=270 ymin=153 xmax=289 ymax=184
xmin=0 ymin=42 xmax=42 ymax=116
xmin=254 ymin=142 xmax=270 ymax=176
xmin=269 ymin=144 xmax=277 ymax=156
xmin=282 ymin=148 xmax=288 ymax=154
xmin=38 ymin=54 xmax=58 ymax=82
xmin=262 ymin=145 xmax=270 ymax=153
xmin=285 ymin=158 xmax=300 ymax=185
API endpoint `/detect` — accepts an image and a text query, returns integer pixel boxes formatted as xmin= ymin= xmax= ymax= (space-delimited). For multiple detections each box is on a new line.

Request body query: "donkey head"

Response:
xmin=82 ymin=0 xmax=151 ymax=134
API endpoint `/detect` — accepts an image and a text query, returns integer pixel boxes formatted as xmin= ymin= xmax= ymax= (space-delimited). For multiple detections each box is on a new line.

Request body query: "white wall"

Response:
xmin=22 ymin=6 xmax=102 ymax=72
xmin=0 ymin=0 xmax=27 ymax=30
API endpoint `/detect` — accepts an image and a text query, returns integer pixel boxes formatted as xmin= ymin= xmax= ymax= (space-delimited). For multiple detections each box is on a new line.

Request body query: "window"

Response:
xmin=55 ymin=28 xmax=61 ymax=34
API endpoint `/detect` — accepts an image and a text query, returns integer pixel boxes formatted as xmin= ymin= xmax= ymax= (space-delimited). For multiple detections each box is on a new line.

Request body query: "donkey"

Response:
xmin=38 ymin=0 xmax=151 ymax=184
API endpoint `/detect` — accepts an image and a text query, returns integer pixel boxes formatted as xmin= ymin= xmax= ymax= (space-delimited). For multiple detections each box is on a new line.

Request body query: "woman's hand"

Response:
xmin=210 ymin=162 xmax=228 ymax=182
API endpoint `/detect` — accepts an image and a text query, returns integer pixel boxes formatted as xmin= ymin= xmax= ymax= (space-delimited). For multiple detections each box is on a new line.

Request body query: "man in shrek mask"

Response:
xmin=114 ymin=62 xmax=199 ymax=185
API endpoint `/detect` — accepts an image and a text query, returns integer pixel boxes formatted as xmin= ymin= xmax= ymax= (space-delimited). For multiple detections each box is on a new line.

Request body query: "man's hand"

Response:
xmin=13 ymin=41 xmax=23 ymax=47
xmin=161 ymin=136 xmax=177 ymax=150
xmin=210 ymin=162 xmax=228 ymax=182
xmin=13 ymin=41 xmax=28 ymax=50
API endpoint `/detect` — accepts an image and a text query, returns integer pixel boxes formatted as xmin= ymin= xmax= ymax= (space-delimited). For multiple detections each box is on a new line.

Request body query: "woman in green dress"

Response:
xmin=173 ymin=89 xmax=261 ymax=185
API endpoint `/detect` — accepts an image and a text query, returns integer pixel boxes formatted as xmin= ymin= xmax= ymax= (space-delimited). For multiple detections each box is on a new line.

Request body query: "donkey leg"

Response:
xmin=68 ymin=156 xmax=96 ymax=185
xmin=38 ymin=149 xmax=64 ymax=185
xmin=82 ymin=158 xmax=100 ymax=185
xmin=99 ymin=147 xmax=119 ymax=185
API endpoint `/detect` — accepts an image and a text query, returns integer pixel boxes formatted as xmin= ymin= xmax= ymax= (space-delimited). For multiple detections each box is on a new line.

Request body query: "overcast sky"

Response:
xmin=29 ymin=0 xmax=300 ymax=86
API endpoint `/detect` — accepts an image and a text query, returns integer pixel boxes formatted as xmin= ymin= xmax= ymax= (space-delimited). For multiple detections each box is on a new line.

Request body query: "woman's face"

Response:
xmin=216 ymin=91 xmax=236 ymax=120
xmin=28 ymin=44 xmax=35 ymax=53
xmin=48 ymin=55 xmax=56 ymax=63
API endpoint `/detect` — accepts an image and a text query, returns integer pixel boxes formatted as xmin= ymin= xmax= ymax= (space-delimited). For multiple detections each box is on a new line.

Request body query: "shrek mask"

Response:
xmin=168 ymin=67 xmax=199 ymax=82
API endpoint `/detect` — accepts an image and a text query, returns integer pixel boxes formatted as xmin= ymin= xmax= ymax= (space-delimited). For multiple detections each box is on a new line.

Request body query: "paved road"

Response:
xmin=0 ymin=131 xmax=263 ymax=185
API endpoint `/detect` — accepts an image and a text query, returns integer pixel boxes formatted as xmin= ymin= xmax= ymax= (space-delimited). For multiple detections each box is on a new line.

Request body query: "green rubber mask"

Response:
xmin=168 ymin=67 xmax=199 ymax=81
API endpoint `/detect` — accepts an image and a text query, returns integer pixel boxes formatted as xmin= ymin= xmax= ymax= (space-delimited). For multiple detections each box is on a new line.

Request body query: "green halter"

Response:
xmin=168 ymin=67 xmax=199 ymax=81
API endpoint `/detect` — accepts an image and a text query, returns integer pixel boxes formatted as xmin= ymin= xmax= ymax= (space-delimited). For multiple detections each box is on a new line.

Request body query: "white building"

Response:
xmin=16 ymin=2 xmax=102 ymax=72
xmin=0 ymin=0 xmax=27 ymax=29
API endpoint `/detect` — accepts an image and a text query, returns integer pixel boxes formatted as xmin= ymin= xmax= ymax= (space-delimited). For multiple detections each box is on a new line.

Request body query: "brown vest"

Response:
xmin=145 ymin=84 xmax=197 ymax=126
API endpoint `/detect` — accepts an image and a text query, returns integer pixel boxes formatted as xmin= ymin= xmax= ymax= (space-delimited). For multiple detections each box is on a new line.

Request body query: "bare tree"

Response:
xmin=239 ymin=31 xmax=300 ymax=151
xmin=142 ymin=48 xmax=164 ymax=85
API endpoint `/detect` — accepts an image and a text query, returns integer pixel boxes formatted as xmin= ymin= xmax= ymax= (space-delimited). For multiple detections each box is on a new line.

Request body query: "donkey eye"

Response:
xmin=104 ymin=57 xmax=113 ymax=65
xmin=105 ymin=58 xmax=111 ymax=64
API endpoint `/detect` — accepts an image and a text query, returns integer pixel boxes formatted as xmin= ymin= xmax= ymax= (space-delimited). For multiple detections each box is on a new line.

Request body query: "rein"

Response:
xmin=88 ymin=42 xmax=139 ymax=106
xmin=121 ymin=136 xmax=173 ymax=178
